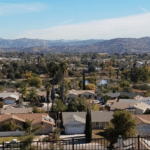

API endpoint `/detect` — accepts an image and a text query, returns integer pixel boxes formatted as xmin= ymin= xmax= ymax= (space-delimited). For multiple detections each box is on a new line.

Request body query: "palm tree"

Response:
xmin=59 ymin=61 xmax=68 ymax=103
xmin=19 ymin=83 xmax=28 ymax=99
xmin=23 ymin=119 xmax=43 ymax=135
xmin=47 ymin=62 xmax=58 ymax=86
xmin=100 ymin=62 xmax=105 ymax=71
xmin=45 ymin=82 xmax=52 ymax=113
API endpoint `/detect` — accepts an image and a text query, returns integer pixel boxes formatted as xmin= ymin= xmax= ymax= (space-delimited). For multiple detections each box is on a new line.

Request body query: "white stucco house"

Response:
xmin=66 ymin=90 xmax=96 ymax=103
xmin=0 ymin=92 xmax=20 ymax=105
xmin=62 ymin=112 xmax=86 ymax=134
xmin=62 ymin=111 xmax=113 ymax=134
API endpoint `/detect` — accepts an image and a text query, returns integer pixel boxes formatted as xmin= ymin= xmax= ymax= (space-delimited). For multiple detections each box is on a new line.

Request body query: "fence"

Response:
xmin=0 ymin=136 xmax=150 ymax=150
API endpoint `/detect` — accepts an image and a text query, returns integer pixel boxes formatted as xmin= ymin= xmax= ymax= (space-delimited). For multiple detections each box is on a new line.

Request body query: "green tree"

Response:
xmin=100 ymin=62 xmax=105 ymax=71
xmin=68 ymin=97 xmax=87 ymax=112
xmin=2 ymin=120 xmax=17 ymax=131
xmin=27 ymin=88 xmax=39 ymax=106
xmin=86 ymin=83 xmax=96 ymax=90
xmin=47 ymin=62 xmax=58 ymax=86
xmin=144 ymin=108 xmax=150 ymax=114
xmin=121 ymin=68 xmax=129 ymax=80
xmin=119 ymin=81 xmax=130 ymax=88
xmin=105 ymin=110 xmax=136 ymax=138
xmin=59 ymin=61 xmax=68 ymax=103
xmin=45 ymin=82 xmax=52 ymax=112
xmin=23 ymin=119 xmax=43 ymax=135
xmin=19 ymin=83 xmax=29 ymax=98
xmin=91 ymin=103 xmax=100 ymax=111
xmin=32 ymin=107 xmax=45 ymax=113
xmin=52 ymin=99 xmax=68 ymax=113
xmin=101 ymin=95 xmax=111 ymax=104
xmin=57 ymin=80 xmax=69 ymax=103
xmin=28 ymin=77 xmax=42 ymax=88
xmin=85 ymin=109 xmax=92 ymax=143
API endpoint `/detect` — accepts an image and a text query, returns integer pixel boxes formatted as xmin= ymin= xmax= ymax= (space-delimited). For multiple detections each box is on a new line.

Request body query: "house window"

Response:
xmin=41 ymin=122 xmax=43 ymax=125
xmin=96 ymin=122 xmax=99 ymax=126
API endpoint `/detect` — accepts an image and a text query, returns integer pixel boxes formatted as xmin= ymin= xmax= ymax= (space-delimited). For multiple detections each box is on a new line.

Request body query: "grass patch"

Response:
xmin=0 ymin=136 xmax=35 ymax=143
xmin=0 ymin=137 xmax=21 ymax=143
xmin=92 ymin=129 xmax=105 ymax=139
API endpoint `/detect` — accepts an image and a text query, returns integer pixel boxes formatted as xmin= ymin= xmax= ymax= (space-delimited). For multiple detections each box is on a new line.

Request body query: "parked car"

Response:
xmin=90 ymin=100 xmax=100 ymax=104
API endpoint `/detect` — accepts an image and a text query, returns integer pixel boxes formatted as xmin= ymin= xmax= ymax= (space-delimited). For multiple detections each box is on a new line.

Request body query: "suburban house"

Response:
xmin=132 ymin=115 xmax=150 ymax=136
xmin=0 ymin=113 xmax=55 ymax=135
xmin=62 ymin=111 xmax=113 ymax=134
xmin=100 ymin=92 xmax=142 ymax=104
xmin=110 ymin=102 xmax=150 ymax=114
xmin=92 ymin=111 xmax=113 ymax=129
xmin=67 ymin=90 xmax=96 ymax=103
xmin=0 ymin=92 xmax=20 ymax=105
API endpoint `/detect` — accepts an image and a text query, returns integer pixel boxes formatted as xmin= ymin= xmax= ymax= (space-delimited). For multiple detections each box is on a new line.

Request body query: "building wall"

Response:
xmin=92 ymin=122 xmax=109 ymax=129
xmin=0 ymin=131 xmax=25 ymax=137
xmin=135 ymin=108 xmax=145 ymax=115
xmin=35 ymin=122 xmax=54 ymax=135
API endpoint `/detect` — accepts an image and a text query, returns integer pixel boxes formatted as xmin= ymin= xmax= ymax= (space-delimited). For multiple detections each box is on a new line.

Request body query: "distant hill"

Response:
xmin=0 ymin=38 xmax=103 ymax=48
xmin=0 ymin=37 xmax=150 ymax=53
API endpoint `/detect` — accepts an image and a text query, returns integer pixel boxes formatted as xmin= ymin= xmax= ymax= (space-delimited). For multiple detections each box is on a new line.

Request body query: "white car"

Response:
xmin=90 ymin=100 xmax=100 ymax=104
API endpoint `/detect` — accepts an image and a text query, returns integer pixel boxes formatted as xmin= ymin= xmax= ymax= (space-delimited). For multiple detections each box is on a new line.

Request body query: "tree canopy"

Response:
xmin=105 ymin=110 xmax=136 ymax=138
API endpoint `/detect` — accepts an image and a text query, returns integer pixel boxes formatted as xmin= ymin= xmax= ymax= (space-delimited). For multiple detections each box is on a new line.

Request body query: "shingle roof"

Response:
xmin=68 ymin=90 xmax=95 ymax=95
xmin=102 ymin=92 xmax=139 ymax=98
xmin=62 ymin=112 xmax=86 ymax=125
xmin=1 ymin=107 xmax=33 ymax=114
xmin=132 ymin=115 xmax=150 ymax=125
xmin=91 ymin=111 xmax=113 ymax=122
xmin=0 ymin=92 xmax=19 ymax=99
xmin=62 ymin=111 xmax=114 ymax=125
xmin=119 ymin=99 xmax=140 ymax=103
xmin=0 ymin=113 xmax=55 ymax=125
xmin=110 ymin=102 xmax=138 ymax=110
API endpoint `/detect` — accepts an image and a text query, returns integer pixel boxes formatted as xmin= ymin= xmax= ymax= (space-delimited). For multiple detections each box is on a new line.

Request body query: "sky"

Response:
xmin=1 ymin=0 xmax=150 ymax=40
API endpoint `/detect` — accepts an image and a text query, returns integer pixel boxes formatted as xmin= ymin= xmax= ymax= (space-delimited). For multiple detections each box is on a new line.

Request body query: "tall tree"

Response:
xmin=59 ymin=61 xmax=68 ymax=103
xmin=100 ymin=62 xmax=105 ymax=71
xmin=45 ymin=82 xmax=52 ymax=113
xmin=27 ymin=88 xmax=39 ymax=106
xmin=23 ymin=119 xmax=43 ymax=135
xmin=85 ymin=109 xmax=92 ymax=143
xmin=47 ymin=62 xmax=58 ymax=86
xmin=105 ymin=110 xmax=136 ymax=138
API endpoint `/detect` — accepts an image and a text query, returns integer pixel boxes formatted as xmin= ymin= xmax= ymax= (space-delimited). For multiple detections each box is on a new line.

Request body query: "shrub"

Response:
xmin=2 ymin=120 xmax=17 ymax=131
xmin=119 ymin=81 xmax=130 ymax=88
xmin=132 ymin=84 xmax=150 ymax=90
xmin=0 ymin=101 xmax=4 ymax=108
xmin=86 ymin=83 xmax=96 ymax=90
xmin=32 ymin=107 xmax=45 ymax=113
xmin=123 ymin=87 xmax=132 ymax=92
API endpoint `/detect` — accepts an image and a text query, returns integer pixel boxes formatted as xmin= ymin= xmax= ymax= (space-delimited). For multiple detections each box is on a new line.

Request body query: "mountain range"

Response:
xmin=0 ymin=37 xmax=150 ymax=54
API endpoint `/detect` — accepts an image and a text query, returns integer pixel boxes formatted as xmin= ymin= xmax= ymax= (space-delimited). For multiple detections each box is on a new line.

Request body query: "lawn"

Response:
xmin=92 ymin=129 xmax=105 ymax=139
xmin=0 ymin=136 xmax=36 ymax=143
xmin=0 ymin=137 xmax=21 ymax=143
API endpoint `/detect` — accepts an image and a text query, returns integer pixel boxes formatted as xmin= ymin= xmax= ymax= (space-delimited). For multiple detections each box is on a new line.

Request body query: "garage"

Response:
xmin=66 ymin=124 xmax=85 ymax=134
xmin=4 ymin=99 xmax=15 ymax=105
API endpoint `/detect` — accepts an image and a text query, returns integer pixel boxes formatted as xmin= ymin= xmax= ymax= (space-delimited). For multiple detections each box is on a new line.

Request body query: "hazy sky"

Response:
xmin=1 ymin=0 xmax=150 ymax=40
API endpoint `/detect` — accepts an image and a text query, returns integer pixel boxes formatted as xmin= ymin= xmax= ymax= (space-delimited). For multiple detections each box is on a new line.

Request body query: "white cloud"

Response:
xmin=17 ymin=12 xmax=150 ymax=40
xmin=0 ymin=3 xmax=47 ymax=15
